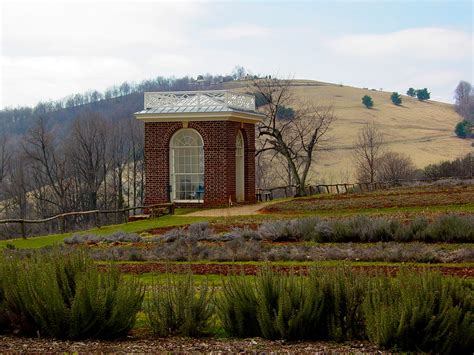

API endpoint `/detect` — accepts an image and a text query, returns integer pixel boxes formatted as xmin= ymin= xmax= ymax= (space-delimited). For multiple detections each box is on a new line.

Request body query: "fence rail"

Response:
xmin=259 ymin=175 xmax=474 ymax=200
xmin=0 ymin=203 xmax=175 ymax=239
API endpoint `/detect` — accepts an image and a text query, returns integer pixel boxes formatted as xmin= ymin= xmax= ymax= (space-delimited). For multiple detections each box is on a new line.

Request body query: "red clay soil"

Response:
xmin=108 ymin=262 xmax=474 ymax=278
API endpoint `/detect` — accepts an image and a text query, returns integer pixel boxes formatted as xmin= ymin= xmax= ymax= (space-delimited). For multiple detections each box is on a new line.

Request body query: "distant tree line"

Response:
xmin=423 ymin=153 xmax=473 ymax=179
xmin=0 ymin=73 xmax=240 ymax=137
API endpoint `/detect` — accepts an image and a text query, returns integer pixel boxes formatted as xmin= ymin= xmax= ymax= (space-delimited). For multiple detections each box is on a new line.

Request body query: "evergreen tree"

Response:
xmin=406 ymin=88 xmax=416 ymax=97
xmin=390 ymin=92 xmax=402 ymax=105
xmin=362 ymin=95 xmax=374 ymax=109
xmin=416 ymin=88 xmax=430 ymax=101
xmin=455 ymin=120 xmax=473 ymax=138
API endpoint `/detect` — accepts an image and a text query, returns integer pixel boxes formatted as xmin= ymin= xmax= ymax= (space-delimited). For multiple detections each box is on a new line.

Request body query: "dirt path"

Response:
xmin=0 ymin=335 xmax=382 ymax=353
xmin=183 ymin=200 xmax=278 ymax=217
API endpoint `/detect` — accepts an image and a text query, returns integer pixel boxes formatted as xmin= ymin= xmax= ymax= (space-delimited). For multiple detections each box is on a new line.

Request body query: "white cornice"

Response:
xmin=135 ymin=111 xmax=263 ymax=124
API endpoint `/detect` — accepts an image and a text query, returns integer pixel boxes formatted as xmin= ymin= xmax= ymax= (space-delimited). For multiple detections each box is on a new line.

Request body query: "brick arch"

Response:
xmin=160 ymin=124 xmax=183 ymax=149
xmin=188 ymin=122 xmax=211 ymax=148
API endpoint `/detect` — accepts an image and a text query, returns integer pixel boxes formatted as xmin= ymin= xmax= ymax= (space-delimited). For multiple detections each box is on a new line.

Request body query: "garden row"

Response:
xmin=263 ymin=184 xmax=474 ymax=213
xmin=65 ymin=214 xmax=474 ymax=245
xmin=0 ymin=249 xmax=472 ymax=354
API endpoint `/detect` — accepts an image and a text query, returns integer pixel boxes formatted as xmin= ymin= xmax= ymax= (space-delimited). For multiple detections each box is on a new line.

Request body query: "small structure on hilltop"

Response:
xmin=135 ymin=91 xmax=263 ymax=207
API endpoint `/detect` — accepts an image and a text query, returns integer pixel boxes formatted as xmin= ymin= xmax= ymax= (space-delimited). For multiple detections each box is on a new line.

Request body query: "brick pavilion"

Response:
xmin=135 ymin=91 xmax=263 ymax=207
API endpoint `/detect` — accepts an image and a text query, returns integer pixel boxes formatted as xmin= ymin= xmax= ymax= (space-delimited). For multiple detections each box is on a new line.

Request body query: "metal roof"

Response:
xmin=135 ymin=90 xmax=260 ymax=116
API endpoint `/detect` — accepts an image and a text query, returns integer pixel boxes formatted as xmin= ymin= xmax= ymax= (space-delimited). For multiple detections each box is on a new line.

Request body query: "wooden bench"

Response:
xmin=256 ymin=190 xmax=272 ymax=202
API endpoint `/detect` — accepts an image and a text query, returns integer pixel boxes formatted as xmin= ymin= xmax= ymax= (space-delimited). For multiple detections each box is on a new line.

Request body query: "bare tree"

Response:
xmin=253 ymin=78 xmax=335 ymax=196
xmin=455 ymin=81 xmax=472 ymax=106
xmin=23 ymin=117 xmax=73 ymax=215
xmin=0 ymin=134 xmax=11 ymax=185
xmin=66 ymin=112 xmax=109 ymax=211
xmin=3 ymin=148 xmax=31 ymax=219
xmin=454 ymin=81 xmax=474 ymax=123
xmin=377 ymin=151 xmax=416 ymax=181
xmin=353 ymin=123 xmax=385 ymax=183
xmin=126 ymin=119 xmax=144 ymax=208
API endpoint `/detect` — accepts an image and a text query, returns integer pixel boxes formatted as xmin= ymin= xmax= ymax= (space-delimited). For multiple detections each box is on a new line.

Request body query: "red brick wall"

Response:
xmin=144 ymin=120 xmax=256 ymax=207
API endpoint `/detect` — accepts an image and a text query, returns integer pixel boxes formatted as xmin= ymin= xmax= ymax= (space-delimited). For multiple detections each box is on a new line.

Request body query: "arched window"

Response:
xmin=169 ymin=129 xmax=204 ymax=202
xmin=235 ymin=130 xmax=245 ymax=201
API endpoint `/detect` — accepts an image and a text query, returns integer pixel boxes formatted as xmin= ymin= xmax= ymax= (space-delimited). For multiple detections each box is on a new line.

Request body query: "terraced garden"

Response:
xmin=0 ymin=183 xmax=473 ymax=353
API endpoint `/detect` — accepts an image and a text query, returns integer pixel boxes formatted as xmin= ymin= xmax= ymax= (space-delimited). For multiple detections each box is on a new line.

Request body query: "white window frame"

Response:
xmin=169 ymin=128 xmax=204 ymax=203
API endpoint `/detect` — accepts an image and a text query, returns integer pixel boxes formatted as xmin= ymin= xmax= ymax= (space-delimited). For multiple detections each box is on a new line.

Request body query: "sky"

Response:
xmin=0 ymin=0 xmax=472 ymax=108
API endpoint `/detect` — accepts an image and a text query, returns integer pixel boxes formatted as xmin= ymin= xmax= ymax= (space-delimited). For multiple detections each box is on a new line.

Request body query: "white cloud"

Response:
xmin=202 ymin=24 xmax=271 ymax=40
xmin=2 ymin=56 xmax=142 ymax=105
xmin=329 ymin=27 xmax=471 ymax=61
xmin=0 ymin=1 xmax=471 ymax=108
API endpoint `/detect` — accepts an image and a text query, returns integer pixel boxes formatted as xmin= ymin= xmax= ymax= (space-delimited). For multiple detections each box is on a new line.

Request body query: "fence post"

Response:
xmin=21 ymin=221 xmax=26 ymax=239
xmin=95 ymin=212 xmax=101 ymax=229
xmin=60 ymin=215 xmax=66 ymax=233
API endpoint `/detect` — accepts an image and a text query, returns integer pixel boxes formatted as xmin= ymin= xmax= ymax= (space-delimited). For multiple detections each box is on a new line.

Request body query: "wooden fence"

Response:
xmin=0 ymin=203 xmax=175 ymax=239
xmin=259 ymin=175 xmax=474 ymax=200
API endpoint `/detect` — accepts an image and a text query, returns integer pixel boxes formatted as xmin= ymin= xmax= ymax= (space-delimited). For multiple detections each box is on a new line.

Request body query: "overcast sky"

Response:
xmin=0 ymin=0 xmax=472 ymax=108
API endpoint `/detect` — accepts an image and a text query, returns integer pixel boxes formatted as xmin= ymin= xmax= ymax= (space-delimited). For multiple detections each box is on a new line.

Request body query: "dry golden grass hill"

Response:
xmin=225 ymin=79 xmax=473 ymax=183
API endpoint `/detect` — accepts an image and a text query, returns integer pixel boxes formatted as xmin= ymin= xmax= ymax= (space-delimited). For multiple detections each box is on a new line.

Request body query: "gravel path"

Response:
xmin=183 ymin=201 xmax=277 ymax=217
xmin=0 ymin=335 xmax=384 ymax=353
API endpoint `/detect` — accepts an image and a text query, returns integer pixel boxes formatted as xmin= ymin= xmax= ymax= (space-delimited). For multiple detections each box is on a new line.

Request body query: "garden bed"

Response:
xmin=263 ymin=185 xmax=474 ymax=213
xmin=108 ymin=262 xmax=474 ymax=278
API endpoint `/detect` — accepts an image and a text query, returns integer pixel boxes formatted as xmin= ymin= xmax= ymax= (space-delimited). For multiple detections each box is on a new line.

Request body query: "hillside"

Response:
xmin=1 ymin=77 xmax=470 ymax=183
xmin=227 ymin=79 xmax=472 ymax=182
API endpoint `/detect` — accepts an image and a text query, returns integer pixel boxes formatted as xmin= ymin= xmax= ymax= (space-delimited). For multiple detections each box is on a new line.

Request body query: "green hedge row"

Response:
xmin=1 ymin=250 xmax=473 ymax=354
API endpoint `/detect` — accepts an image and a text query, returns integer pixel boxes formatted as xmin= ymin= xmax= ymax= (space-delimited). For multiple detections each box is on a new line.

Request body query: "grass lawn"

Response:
xmin=0 ymin=215 xmax=210 ymax=249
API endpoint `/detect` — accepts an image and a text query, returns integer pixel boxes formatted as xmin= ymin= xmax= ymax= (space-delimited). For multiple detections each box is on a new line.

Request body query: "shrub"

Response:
xmin=390 ymin=92 xmax=402 ymax=105
xmin=225 ymin=227 xmax=262 ymax=241
xmin=364 ymin=271 xmax=474 ymax=353
xmin=188 ymin=222 xmax=213 ymax=240
xmin=218 ymin=267 xmax=368 ymax=341
xmin=145 ymin=274 xmax=213 ymax=337
xmin=218 ymin=275 xmax=261 ymax=337
xmin=290 ymin=217 xmax=321 ymax=241
xmin=0 ymin=249 xmax=144 ymax=339
xmin=258 ymin=220 xmax=298 ymax=242
xmin=255 ymin=268 xmax=325 ymax=340
xmin=313 ymin=220 xmax=333 ymax=242
xmin=455 ymin=120 xmax=473 ymax=138
xmin=0 ymin=260 xmax=7 ymax=333
xmin=317 ymin=267 xmax=367 ymax=341
xmin=362 ymin=95 xmax=374 ymax=108
xmin=416 ymin=88 xmax=430 ymax=101
xmin=64 ymin=232 xmax=141 ymax=245
xmin=419 ymin=215 xmax=474 ymax=242
xmin=406 ymin=87 xmax=416 ymax=97
xmin=162 ymin=227 xmax=187 ymax=242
